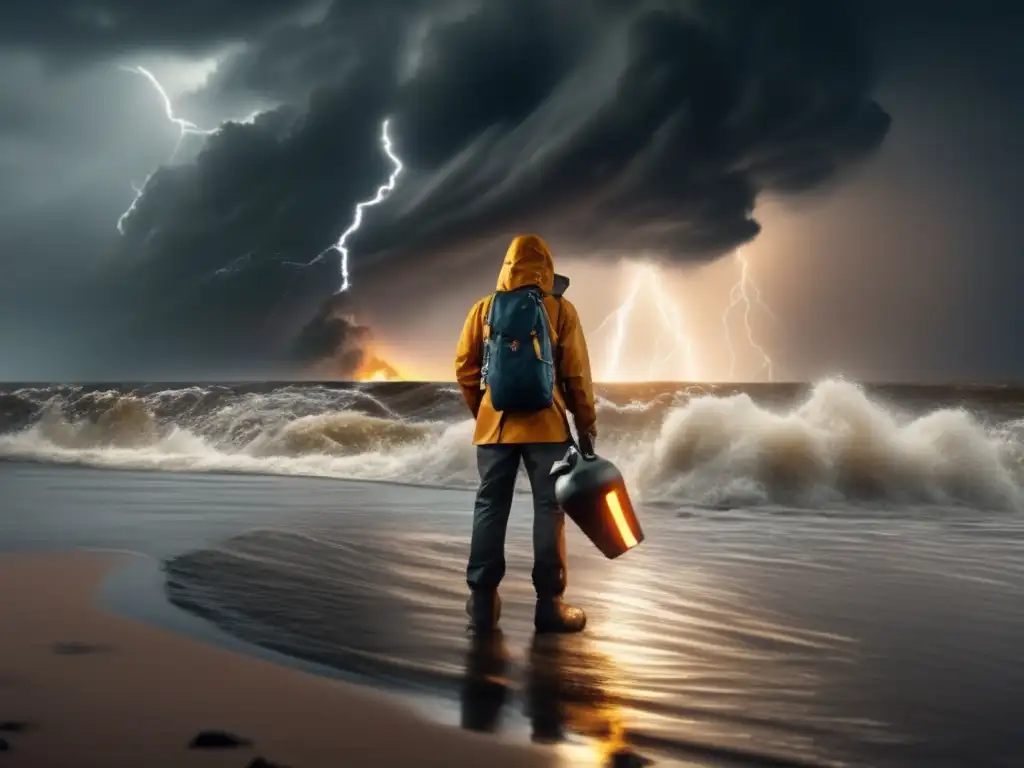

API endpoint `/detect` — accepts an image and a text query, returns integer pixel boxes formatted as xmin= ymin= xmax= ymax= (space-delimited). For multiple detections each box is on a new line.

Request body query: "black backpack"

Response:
xmin=480 ymin=286 xmax=556 ymax=413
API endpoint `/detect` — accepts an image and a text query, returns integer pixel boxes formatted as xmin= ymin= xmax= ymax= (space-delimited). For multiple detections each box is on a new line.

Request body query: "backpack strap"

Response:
xmin=482 ymin=292 xmax=496 ymax=342
xmin=479 ymin=293 xmax=497 ymax=391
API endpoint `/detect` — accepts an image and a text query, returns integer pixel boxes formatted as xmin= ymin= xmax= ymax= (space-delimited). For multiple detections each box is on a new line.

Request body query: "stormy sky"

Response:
xmin=0 ymin=0 xmax=1021 ymax=382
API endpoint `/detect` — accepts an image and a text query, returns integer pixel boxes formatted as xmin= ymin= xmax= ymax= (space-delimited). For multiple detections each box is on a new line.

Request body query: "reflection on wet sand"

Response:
xmin=460 ymin=630 xmax=512 ymax=734
xmin=460 ymin=630 xmax=637 ymax=765
xmin=456 ymin=618 xmax=849 ymax=768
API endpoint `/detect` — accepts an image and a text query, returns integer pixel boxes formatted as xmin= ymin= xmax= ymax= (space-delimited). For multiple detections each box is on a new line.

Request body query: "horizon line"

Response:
xmin=3 ymin=379 xmax=1024 ymax=389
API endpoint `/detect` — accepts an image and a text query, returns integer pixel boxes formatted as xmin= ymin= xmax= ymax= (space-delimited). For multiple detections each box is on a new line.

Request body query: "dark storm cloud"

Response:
xmin=290 ymin=295 xmax=382 ymax=378
xmin=92 ymin=83 xmax=392 ymax=376
xmin=359 ymin=0 xmax=890 ymax=263
xmin=186 ymin=0 xmax=433 ymax=106
xmin=0 ymin=1 xmax=316 ymax=61
xmin=125 ymin=0 xmax=890 ymax=280
xmin=2 ymin=0 xmax=893 ymax=379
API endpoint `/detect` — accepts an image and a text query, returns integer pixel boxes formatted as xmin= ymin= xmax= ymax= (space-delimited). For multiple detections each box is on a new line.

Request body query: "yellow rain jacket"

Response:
xmin=455 ymin=235 xmax=598 ymax=445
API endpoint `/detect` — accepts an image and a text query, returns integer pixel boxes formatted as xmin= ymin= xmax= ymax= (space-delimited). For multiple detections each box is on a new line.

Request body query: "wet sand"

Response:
xmin=4 ymin=463 xmax=1024 ymax=767
xmin=0 ymin=551 xmax=570 ymax=768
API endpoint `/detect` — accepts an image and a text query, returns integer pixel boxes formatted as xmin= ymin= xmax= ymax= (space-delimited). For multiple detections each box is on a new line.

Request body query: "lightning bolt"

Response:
xmin=117 ymin=65 xmax=264 ymax=235
xmin=596 ymin=250 xmax=780 ymax=382
xmin=721 ymin=248 xmax=777 ymax=380
xmin=116 ymin=180 xmax=145 ymax=235
xmin=593 ymin=263 xmax=699 ymax=382
xmin=243 ymin=117 xmax=403 ymax=331
xmin=120 ymin=65 xmax=218 ymax=161
xmin=314 ymin=118 xmax=404 ymax=293
xmin=113 ymin=65 xmax=400 ymax=348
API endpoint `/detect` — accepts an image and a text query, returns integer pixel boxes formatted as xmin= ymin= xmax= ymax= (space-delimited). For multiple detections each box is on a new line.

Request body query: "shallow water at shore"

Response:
xmin=4 ymin=461 xmax=1024 ymax=767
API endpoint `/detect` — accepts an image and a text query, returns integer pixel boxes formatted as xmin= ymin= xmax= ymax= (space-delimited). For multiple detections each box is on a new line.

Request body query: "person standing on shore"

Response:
xmin=454 ymin=234 xmax=598 ymax=634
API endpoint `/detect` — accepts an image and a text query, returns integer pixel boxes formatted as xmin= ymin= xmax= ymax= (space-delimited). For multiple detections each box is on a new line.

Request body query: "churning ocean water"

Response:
xmin=2 ymin=380 xmax=1024 ymax=767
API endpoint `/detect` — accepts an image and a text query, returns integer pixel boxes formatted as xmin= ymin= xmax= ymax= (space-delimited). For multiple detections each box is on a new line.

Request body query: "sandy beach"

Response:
xmin=0 ymin=551 xmax=569 ymax=768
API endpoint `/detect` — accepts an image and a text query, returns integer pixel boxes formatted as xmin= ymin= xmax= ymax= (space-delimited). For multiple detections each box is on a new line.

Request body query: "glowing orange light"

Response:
xmin=354 ymin=353 xmax=407 ymax=382
xmin=604 ymin=489 xmax=638 ymax=549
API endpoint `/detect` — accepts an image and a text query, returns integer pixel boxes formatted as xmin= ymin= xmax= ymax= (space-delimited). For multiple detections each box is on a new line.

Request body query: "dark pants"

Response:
xmin=466 ymin=442 xmax=571 ymax=599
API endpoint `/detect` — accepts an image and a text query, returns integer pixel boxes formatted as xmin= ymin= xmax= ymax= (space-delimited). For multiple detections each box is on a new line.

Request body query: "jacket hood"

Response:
xmin=495 ymin=235 xmax=555 ymax=293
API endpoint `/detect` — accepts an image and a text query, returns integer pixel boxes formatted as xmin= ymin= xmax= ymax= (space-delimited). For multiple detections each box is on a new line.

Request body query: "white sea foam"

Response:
xmin=2 ymin=380 xmax=1021 ymax=510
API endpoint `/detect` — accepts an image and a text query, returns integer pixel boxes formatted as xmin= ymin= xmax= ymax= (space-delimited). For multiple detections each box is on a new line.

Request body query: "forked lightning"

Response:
xmin=117 ymin=65 xmax=260 ymax=235
xmin=721 ymin=248 xmax=777 ymax=380
xmin=315 ymin=118 xmax=403 ymax=293
xmin=593 ymin=263 xmax=699 ymax=382
xmin=595 ymin=251 xmax=778 ymax=382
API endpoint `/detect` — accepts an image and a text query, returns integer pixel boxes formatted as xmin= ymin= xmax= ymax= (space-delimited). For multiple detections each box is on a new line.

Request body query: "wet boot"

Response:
xmin=534 ymin=597 xmax=586 ymax=634
xmin=466 ymin=590 xmax=502 ymax=633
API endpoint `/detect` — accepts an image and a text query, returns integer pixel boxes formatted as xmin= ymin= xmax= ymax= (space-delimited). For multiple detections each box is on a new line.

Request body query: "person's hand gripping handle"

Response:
xmin=577 ymin=432 xmax=596 ymax=460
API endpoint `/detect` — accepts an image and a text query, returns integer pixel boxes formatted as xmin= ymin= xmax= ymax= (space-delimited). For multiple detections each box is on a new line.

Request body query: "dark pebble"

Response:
xmin=187 ymin=730 xmax=253 ymax=749
xmin=52 ymin=641 xmax=105 ymax=656
xmin=248 ymin=758 xmax=288 ymax=768
xmin=609 ymin=749 xmax=653 ymax=767
xmin=0 ymin=738 xmax=9 ymax=752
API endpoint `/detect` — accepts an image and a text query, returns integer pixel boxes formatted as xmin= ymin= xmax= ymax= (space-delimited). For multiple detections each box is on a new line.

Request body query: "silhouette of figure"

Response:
xmin=455 ymin=234 xmax=597 ymax=634
xmin=458 ymin=625 xmax=631 ymax=756
xmin=525 ymin=633 xmax=621 ymax=745
xmin=460 ymin=630 xmax=511 ymax=733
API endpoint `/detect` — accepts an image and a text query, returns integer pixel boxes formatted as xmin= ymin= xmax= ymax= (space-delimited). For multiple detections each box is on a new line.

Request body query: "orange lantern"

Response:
xmin=550 ymin=446 xmax=644 ymax=559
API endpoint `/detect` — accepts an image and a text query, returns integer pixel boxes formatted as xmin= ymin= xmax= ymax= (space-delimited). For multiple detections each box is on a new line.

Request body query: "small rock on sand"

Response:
xmin=247 ymin=758 xmax=288 ymax=768
xmin=52 ymin=641 xmax=107 ymax=655
xmin=609 ymin=748 xmax=653 ymax=767
xmin=188 ymin=730 xmax=253 ymax=749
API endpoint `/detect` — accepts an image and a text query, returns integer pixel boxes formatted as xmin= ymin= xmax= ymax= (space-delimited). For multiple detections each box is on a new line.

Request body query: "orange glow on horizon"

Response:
xmin=353 ymin=345 xmax=421 ymax=382
xmin=604 ymin=489 xmax=638 ymax=549
xmin=354 ymin=359 xmax=403 ymax=382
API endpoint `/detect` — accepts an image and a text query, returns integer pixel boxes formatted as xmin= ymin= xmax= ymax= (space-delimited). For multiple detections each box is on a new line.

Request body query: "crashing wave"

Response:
xmin=1 ymin=379 xmax=1022 ymax=510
